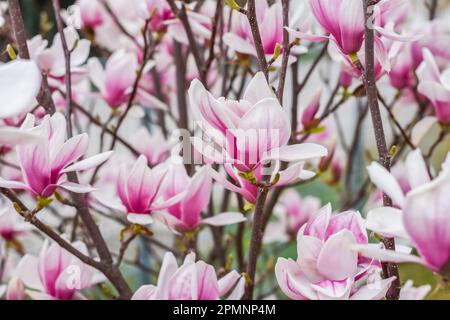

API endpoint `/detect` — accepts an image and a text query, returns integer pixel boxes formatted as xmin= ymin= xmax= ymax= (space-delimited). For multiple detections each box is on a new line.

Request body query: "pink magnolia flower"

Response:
xmin=88 ymin=50 xmax=138 ymax=108
xmin=76 ymin=0 xmax=105 ymax=29
xmin=275 ymin=204 xmax=395 ymax=300
xmin=417 ymin=48 xmax=450 ymax=124
xmin=356 ymin=150 xmax=450 ymax=273
xmin=0 ymin=204 xmax=31 ymax=241
xmin=17 ymin=240 xmax=99 ymax=300
xmin=0 ymin=59 xmax=42 ymax=119
xmin=116 ymin=155 xmax=186 ymax=225
xmin=189 ymin=72 xmax=327 ymax=189
xmin=265 ymin=190 xmax=321 ymax=243
xmin=224 ymin=1 xmax=283 ymax=57
xmin=287 ymin=0 xmax=414 ymax=70
xmin=144 ymin=0 xmax=174 ymax=33
xmin=132 ymin=252 xmax=245 ymax=300
xmin=28 ymin=27 xmax=91 ymax=88
xmin=0 ymin=113 xmax=113 ymax=198
xmin=130 ymin=129 xmax=173 ymax=167
xmin=156 ymin=159 xmax=246 ymax=233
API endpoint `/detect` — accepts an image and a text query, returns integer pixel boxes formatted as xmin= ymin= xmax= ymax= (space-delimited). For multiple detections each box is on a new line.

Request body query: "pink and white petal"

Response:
xmin=275 ymin=258 xmax=312 ymax=300
xmin=25 ymin=290 xmax=55 ymax=300
xmin=127 ymin=213 xmax=153 ymax=225
xmin=263 ymin=143 xmax=328 ymax=163
xmin=405 ymin=149 xmax=430 ymax=189
xmin=191 ymin=137 xmax=226 ymax=164
xmin=87 ymin=58 xmax=105 ymax=92
xmin=51 ymin=134 xmax=89 ymax=172
xmin=366 ymin=207 xmax=408 ymax=239
xmin=17 ymin=255 xmax=44 ymax=291
xmin=296 ymin=235 xmax=324 ymax=283
xmin=311 ymin=278 xmax=353 ymax=300
xmin=151 ymin=190 xmax=188 ymax=211
xmin=223 ymin=33 xmax=256 ymax=56
xmin=367 ymin=162 xmax=405 ymax=207
xmin=62 ymin=151 xmax=113 ymax=173
xmin=274 ymin=162 xmax=304 ymax=186
xmin=243 ymin=72 xmax=276 ymax=105
xmin=0 ymin=128 xmax=44 ymax=146
xmin=218 ymin=271 xmax=241 ymax=297
xmin=284 ymin=27 xmax=330 ymax=42
xmin=350 ymin=277 xmax=396 ymax=300
xmin=226 ymin=277 xmax=246 ymax=300
xmin=155 ymin=252 xmax=179 ymax=299
xmin=59 ymin=182 xmax=96 ymax=193
xmin=351 ymin=244 xmax=425 ymax=265
xmin=317 ymin=230 xmax=358 ymax=281
xmin=0 ymin=177 xmax=30 ymax=191
xmin=374 ymin=37 xmax=390 ymax=72
xmin=374 ymin=26 xmax=421 ymax=42
xmin=202 ymin=212 xmax=246 ymax=227
xmin=131 ymin=285 xmax=157 ymax=300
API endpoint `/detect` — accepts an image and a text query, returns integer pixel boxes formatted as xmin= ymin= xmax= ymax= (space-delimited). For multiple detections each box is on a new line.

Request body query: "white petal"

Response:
xmin=0 ymin=127 xmax=44 ymax=146
xmin=263 ymin=143 xmax=328 ymax=162
xmin=351 ymin=244 xmax=425 ymax=265
xmin=405 ymin=149 xmax=430 ymax=189
xmin=62 ymin=151 xmax=113 ymax=173
xmin=366 ymin=207 xmax=409 ymax=239
xmin=202 ymin=212 xmax=246 ymax=226
xmin=0 ymin=60 xmax=42 ymax=118
xmin=59 ymin=182 xmax=96 ymax=193
xmin=127 ymin=213 xmax=154 ymax=225
xmin=367 ymin=162 xmax=405 ymax=207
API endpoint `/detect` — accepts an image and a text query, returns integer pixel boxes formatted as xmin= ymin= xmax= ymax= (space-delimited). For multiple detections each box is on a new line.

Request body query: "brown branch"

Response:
xmin=203 ymin=0 xmax=222 ymax=83
xmin=276 ymin=0 xmax=291 ymax=103
xmin=167 ymin=0 xmax=206 ymax=84
xmin=362 ymin=0 xmax=400 ymax=300
xmin=243 ymin=185 xmax=270 ymax=300
xmin=246 ymin=0 xmax=269 ymax=79
xmin=52 ymin=0 xmax=73 ymax=137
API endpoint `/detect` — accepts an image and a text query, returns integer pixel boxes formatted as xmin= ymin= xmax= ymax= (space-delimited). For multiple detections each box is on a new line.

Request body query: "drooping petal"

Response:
xmin=366 ymin=207 xmax=408 ymax=239
xmin=367 ymin=162 xmax=405 ymax=207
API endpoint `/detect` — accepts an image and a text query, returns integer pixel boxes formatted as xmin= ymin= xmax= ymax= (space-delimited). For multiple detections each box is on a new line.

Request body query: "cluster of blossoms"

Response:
xmin=0 ymin=0 xmax=448 ymax=301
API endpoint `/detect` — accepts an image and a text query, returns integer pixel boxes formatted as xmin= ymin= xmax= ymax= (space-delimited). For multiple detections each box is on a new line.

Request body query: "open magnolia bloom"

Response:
xmin=155 ymin=158 xmax=246 ymax=234
xmin=28 ymin=26 xmax=90 ymax=88
xmin=189 ymin=72 xmax=327 ymax=200
xmin=286 ymin=0 xmax=417 ymax=71
xmin=17 ymin=240 xmax=101 ymax=300
xmin=0 ymin=59 xmax=42 ymax=119
xmin=354 ymin=150 xmax=450 ymax=273
xmin=132 ymin=252 xmax=245 ymax=300
xmin=0 ymin=113 xmax=113 ymax=198
xmin=275 ymin=204 xmax=396 ymax=300
xmin=116 ymin=155 xmax=186 ymax=225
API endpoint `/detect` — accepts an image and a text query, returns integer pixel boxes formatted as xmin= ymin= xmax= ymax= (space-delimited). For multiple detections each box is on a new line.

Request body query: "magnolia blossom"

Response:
xmin=116 ymin=155 xmax=186 ymax=225
xmin=28 ymin=27 xmax=91 ymax=87
xmin=130 ymin=129 xmax=173 ymax=167
xmin=275 ymin=204 xmax=395 ymax=300
xmin=265 ymin=190 xmax=321 ymax=243
xmin=0 ymin=59 xmax=42 ymax=119
xmin=0 ymin=113 xmax=112 ymax=198
xmin=156 ymin=159 xmax=246 ymax=233
xmin=132 ymin=252 xmax=245 ymax=300
xmin=0 ymin=204 xmax=31 ymax=241
xmin=144 ymin=0 xmax=174 ymax=32
xmin=17 ymin=241 xmax=99 ymax=300
xmin=76 ymin=0 xmax=105 ymax=29
xmin=88 ymin=50 xmax=138 ymax=108
xmin=354 ymin=150 xmax=450 ymax=273
xmin=417 ymin=48 xmax=450 ymax=124
xmin=189 ymin=72 xmax=327 ymax=191
xmin=287 ymin=0 xmax=415 ymax=71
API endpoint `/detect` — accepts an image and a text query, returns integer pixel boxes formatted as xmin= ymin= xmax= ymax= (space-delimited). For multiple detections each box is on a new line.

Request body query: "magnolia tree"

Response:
xmin=0 ymin=0 xmax=449 ymax=301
